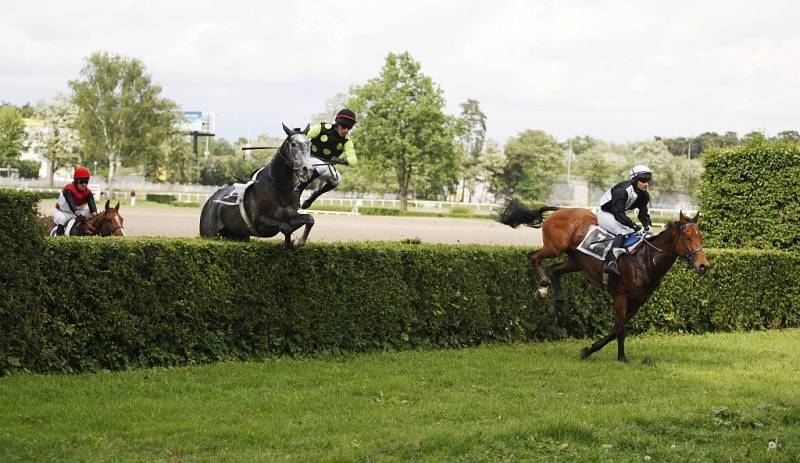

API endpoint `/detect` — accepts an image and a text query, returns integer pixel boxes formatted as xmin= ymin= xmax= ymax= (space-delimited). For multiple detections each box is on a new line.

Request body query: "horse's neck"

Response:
xmin=638 ymin=228 xmax=679 ymax=282
xmin=81 ymin=214 xmax=103 ymax=235
xmin=264 ymin=150 xmax=294 ymax=191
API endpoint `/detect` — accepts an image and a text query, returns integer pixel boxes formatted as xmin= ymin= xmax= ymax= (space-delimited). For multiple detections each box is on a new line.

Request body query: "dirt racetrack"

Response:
xmin=113 ymin=206 xmax=544 ymax=246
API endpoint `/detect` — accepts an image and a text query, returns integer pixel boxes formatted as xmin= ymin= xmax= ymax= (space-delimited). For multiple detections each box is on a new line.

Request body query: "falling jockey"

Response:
xmin=597 ymin=164 xmax=653 ymax=276
xmin=296 ymin=108 xmax=358 ymax=209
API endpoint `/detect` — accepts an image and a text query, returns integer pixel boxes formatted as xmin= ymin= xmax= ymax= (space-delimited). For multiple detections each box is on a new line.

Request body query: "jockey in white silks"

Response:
xmin=295 ymin=108 xmax=358 ymax=210
xmin=54 ymin=166 xmax=98 ymax=235
xmin=597 ymin=164 xmax=653 ymax=276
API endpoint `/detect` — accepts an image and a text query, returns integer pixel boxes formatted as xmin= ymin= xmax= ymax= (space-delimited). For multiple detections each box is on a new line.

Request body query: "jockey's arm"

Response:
xmin=340 ymin=139 xmax=357 ymax=166
xmin=63 ymin=190 xmax=78 ymax=214
xmin=610 ymin=190 xmax=637 ymax=229
xmin=87 ymin=194 xmax=98 ymax=214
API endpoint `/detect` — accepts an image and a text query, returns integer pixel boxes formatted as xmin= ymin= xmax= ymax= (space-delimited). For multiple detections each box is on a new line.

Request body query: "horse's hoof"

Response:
xmin=291 ymin=238 xmax=305 ymax=249
xmin=618 ymin=356 xmax=629 ymax=363
xmin=534 ymin=287 xmax=549 ymax=300
xmin=580 ymin=347 xmax=591 ymax=360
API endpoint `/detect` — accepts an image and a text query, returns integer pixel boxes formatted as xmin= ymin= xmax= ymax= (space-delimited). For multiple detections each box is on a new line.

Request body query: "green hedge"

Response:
xmin=700 ymin=137 xmax=800 ymax=251
xmin=0 ymin=189 xmax=46 ymax=373
xmin=145 ymin=193 xmax=176 ymax=204
xmin=1 ymin=189 xmax=799 ymax=374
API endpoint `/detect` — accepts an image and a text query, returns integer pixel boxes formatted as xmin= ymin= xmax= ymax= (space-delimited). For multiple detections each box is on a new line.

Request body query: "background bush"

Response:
xmin=699 ymin=136 xmax=800 ymax=251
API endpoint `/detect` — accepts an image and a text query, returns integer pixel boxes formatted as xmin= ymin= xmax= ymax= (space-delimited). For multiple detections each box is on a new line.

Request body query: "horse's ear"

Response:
xmin=114 ymin=202 xmax=120 ymax=211
xmin=282 ymin=123 xmax=292 ymax=136
xmin=302 ymin=124 xmax=310 ymax=135
xmin=679 ymin=210 xmax=687 ymax=222
xmin=104 ymin=199 xmax=110 ymax=210
xmin=690 ymin=211 xmax=700 ymax=223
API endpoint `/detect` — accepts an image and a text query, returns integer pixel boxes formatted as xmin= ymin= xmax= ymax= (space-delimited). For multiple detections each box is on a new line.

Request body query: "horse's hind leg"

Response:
xmin=547 ymin=256 xmax=580 ymax=312
xmin=528 ymin=247 xmax=561 ymax=300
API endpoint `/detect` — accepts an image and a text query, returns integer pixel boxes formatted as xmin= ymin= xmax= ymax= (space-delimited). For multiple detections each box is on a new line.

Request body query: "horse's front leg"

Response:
xmin=581 ymin=294 xmax=629 ymax=362
xmin=287 ymin=213 xmax=315 ymax=249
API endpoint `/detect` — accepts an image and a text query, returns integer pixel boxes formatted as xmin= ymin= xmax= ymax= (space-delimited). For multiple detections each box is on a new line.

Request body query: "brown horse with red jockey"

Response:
xmin=42 ymin=200 xmax=125 ymax=237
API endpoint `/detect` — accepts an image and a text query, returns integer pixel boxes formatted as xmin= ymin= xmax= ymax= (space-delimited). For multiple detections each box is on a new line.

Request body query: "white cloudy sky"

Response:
xmin=2 ymin=0 xmax=798 ymax=144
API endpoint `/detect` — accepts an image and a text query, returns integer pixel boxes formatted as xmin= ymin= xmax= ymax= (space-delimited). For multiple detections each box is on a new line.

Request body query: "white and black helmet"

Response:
xmin=630 ymin=164 xmax=653 ymax=182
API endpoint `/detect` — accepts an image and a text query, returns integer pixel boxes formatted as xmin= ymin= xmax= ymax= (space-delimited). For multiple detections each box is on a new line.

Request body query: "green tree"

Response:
xmin=456 ymin=98 xmax=487 ymax=202
xmin=572 ymin=148 xmax=625 ymax=191
xmin=349 ymin=52 xmax=459 ymax=209
xmin=501 ymin=130 xmax=564 ymax=200
xmin=31 ymin=94 xmax=82 ymax=186
xmin=775 ymin=130 xmax=800 ymax=142
xmin=69 ymin=51 xmax=179 ymax=195
xmin=309 ymin=92 xmax=350 ymax=124
xmin=0 ymin=106 xmax=26 ymax=167
xmin=157 ymin=135 xmax=196 ymax=184
xmin=564 ymin=135 xmax=597 ymax=156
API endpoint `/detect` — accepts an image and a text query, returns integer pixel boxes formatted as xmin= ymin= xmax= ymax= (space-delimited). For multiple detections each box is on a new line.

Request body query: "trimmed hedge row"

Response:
xmin=700 ymin=137 xmax=800 ymax=251
xmin=0 ymin=190 xmax=46 ymax=373
xmin=3 ymin=240 xmax=799 ymax=374
xmin=2 ymin=189 xmax=799 ymax=374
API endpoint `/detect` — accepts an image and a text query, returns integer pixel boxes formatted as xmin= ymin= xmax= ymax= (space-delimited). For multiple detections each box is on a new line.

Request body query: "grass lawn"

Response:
xmin=1 ymin=330 xmax=798 ymax=462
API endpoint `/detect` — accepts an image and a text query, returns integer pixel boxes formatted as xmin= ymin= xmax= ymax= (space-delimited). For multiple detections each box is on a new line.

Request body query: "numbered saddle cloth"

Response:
xmin=577 ymin=225 xmax=643 ymax=261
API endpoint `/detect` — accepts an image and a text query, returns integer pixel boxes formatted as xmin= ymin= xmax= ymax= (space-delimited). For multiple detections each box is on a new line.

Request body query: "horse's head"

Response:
xmin=87 ymin=201 xmax=126 ymax=236
xmin=673 ymin=211 xmax=709 ymax=275
xmin=282 ymin=123 xmax=313 ymax=181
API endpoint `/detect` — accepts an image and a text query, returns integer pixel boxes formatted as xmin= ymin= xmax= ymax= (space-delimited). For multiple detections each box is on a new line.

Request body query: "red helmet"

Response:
xmin=73 ymin=166 xmax=91 ymax=180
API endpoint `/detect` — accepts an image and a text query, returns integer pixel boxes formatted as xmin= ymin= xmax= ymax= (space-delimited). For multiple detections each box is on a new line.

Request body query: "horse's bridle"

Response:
xmin=677 ymin=223 xmax=704 ymax=261
xmin=640 ymin=222 xmax=704 ymax=262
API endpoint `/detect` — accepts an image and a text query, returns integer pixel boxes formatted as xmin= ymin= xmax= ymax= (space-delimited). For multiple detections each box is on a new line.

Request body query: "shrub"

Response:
xmin=146 ymin=193 xmax=176 ymax=204
xmin=699 ymin=137 xmax=800 ymax=251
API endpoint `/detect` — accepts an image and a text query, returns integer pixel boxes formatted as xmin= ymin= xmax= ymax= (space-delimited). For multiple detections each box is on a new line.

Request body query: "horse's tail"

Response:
xmin=496 ymin=199 xmax=559 ymax=229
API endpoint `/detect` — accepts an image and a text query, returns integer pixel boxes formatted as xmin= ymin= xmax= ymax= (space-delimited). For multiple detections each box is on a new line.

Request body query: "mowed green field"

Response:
xmin=1 ymin=330 xmax=799 ymax=462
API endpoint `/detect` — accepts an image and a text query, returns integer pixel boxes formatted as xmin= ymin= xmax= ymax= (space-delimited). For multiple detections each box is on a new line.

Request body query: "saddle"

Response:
xmin=576 ymin=225 xmax=644 ymax=261
xmin=212 ymin=167 xmax=266 ymax=234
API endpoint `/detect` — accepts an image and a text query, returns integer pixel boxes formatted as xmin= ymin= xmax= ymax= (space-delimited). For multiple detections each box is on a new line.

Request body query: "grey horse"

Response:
xmin=199 ymin=124 xmax=315 ymax=249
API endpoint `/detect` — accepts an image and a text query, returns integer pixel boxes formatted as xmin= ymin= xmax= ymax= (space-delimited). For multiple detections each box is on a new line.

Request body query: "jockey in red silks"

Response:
xmin=54 ymin=166 xmax=98 ymax=235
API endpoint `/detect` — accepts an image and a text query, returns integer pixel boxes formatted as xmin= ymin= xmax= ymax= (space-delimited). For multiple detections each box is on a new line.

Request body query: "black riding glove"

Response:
xmin=330 ymin=158 xmax=348 ymax=166
xmin=632 ymin=224 xmax=642 ymax=232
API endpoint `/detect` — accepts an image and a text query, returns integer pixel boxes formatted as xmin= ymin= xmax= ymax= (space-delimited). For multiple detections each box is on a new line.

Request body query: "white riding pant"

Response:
xmin=597 ymin=211 xmax=636 ymax=236
xmin=54 ymin=204 xmax=90 ymax=226
xmin=597 ymin=211 xmax=637 ymax=258
xmin=310 ymin=158 xmax=342 ymax=187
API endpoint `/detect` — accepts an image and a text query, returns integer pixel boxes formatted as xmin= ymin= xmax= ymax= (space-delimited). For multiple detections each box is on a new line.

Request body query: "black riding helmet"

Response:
xmin=334 ymin=108 xmax=357 ymax=129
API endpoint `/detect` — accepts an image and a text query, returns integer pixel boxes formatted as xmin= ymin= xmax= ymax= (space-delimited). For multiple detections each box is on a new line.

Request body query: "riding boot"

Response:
xmin=56 ymin=224 xmax=65 ymax=236
xmin=603 ymin=234 xmax=626 ymax=276
xmin=301 ymin=182 xmax=336 ymax=210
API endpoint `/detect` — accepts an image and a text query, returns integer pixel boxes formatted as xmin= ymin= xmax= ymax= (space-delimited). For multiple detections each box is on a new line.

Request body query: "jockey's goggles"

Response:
xmin=76 ymin=179 xmax=89 ymax=184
